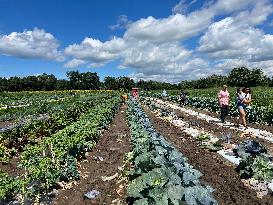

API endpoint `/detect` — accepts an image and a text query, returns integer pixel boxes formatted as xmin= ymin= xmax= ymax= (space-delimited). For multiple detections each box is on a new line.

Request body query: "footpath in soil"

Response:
xmin=187 ymin=105 xmax=273 ymax=134
xmin=144 ymin=106 xmax=273 ymax=205
xmin=53 ymin=104 xmax=130 ymax=205
xmin=165 ymin=106 xmax=273 ymax=155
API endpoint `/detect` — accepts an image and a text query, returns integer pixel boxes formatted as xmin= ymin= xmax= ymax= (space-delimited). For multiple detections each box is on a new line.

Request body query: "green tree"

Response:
xmin=117 ymin=76 xmax=135 ymax=91
xmin=228 ymin=67 xmax=267 ymax=87
xmin=66 ymin=70 xmax=82 ymax=89
xmin=104 ymin=76 xmax=118 ymax=90
xmin=81 ymin=72 xmax=100 ymax=90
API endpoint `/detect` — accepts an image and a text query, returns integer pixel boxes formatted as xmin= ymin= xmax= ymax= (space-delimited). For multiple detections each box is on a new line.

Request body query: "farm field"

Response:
xmin=2 ymin=0 xmax=273 ymax=204
xmin=146 ymin=87 xmax=273 ymax=125
xmin=1 ymin=90 xmax=273 ymax=205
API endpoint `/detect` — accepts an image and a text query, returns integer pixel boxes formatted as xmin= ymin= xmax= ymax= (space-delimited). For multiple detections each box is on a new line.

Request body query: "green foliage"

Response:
xmin=67 ymin=71 xmax=101 ymax=90
xmin=196 ymin=133 xmax=210 ymax=142
xmin=179 ymin=67 xmax=269 ymax=89
xmin=126 ymin=99 xmax=217 ymax=205
xmin=0 ymin=93 xmax=111 ymax=163
xmin=237 ymin=155 xmax=273 ymax=181
xmin=147 ymin=87 xmax=273 ymax=125
xmin=0 ymin=93 xmax=121 ymax=201
xmin=0 ymin=171 xmax=21 ymax=200
xmin=228 ymin=67 xmax=267 ymax=87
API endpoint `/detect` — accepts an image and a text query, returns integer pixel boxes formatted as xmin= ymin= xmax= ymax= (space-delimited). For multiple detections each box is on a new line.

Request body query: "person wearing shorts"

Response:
xmin=236 ymin=87 xmax=251 ymax=128
xmin=236 ymin=87 xmax=247 ymax=127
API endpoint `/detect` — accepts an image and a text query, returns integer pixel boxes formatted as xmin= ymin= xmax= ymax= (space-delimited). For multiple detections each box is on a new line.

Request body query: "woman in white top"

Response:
xmin=239 ymin=87 xmax=251 ymax=128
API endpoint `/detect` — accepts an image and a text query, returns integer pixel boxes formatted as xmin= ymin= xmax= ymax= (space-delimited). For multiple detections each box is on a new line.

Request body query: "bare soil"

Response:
xmin=52 ymin=105 xmax=130 ymax=205
xmin=167 ymin=107 xmax=273 ymax=156
xmin=0 ymin=157 xmax=24 ymax=177
xmin=187 ymin=105 xmax=273 ymax=133
xmin=144 ymin=106 xmax=273 ymax=205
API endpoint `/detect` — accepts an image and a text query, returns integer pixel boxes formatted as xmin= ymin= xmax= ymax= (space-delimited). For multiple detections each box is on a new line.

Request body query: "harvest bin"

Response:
xmin=132 ymin=87 xmax=139 ymax=99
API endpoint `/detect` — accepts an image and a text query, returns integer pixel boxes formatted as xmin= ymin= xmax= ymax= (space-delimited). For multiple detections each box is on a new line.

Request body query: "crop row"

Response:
xmin=148 ymin=92 xmax=273 ymax=125
xmin=144 ymin=98 xmax=273 ymax=198
xmin=163 ymin=87 xmax=273 ymax=107
xmin=0 ymin=93 xmax=115 ymax=163
xmin=0 ymin=90 xmax=115 ymax=122
xmin=0 ymin=92 xmax=72 ymax=108
xmin=0 ymin=90 xmax=114 ymax=107
xmin=0 ymin=96 xmax=74 ymax=122
xmin=0 ymin=94 xmax=121 ymax=203
xmin=125 ymin=98 xmax=217 ymax=205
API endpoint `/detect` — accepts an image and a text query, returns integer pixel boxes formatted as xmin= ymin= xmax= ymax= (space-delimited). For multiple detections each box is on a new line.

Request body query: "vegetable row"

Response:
xmin=125 ymin=98 xmax=217 ymax=205
xmin=0 ymin=94 xmax=121 ymax=203
xmin=0 ymin=93 xmax=114 ymax=163
xmin=146 ymin=92 xmax=273 ymax=125
xmin=143 ymin=98 xmax=273 ymax=198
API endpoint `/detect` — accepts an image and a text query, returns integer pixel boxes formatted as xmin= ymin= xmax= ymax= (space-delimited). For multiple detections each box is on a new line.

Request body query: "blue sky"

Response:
xmin=0 ymin=0 xmax=273 ymax=82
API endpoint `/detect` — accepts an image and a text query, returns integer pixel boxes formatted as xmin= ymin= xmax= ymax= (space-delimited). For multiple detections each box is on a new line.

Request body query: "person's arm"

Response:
xmin=237 ymin=93 xmax=246 ymax=103
xmin=245 ymin=94 xmax=251 ymax=104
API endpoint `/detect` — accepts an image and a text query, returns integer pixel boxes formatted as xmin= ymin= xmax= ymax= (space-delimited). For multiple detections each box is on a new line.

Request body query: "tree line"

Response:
xmin=179 ymin=67 xmax=273 ymax=89
xmin=0 ymin=67 xmax=272 ymax=92
xmin=0 ymin=70 xmax=179 ymax=92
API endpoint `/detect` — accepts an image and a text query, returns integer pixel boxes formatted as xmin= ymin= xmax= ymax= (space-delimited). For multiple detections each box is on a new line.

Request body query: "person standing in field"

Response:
xmin=218 ymin=85 xmax=230 ymax=123
xmin=236 ymin=87 xmax=247 ymax=127
xmin=162 ymin=89 xmax=168 ymax=100
xmin=237 ymin=87 xmax=252 ymax=128
xmin=179 ymin=89 xmax=188 ymax=106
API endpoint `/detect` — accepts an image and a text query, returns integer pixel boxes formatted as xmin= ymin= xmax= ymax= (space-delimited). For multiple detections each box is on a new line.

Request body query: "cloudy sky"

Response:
xmin=0 ymin=0 xmax=273 ymax=83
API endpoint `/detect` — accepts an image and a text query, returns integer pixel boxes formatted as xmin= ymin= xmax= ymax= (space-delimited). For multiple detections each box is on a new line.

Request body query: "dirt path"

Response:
xmin=53 ymin=105 xmax=130 ymax=205
xmin=185 ymin=104 xmax=273 ymax=133
xmin=144 ymin=107 xmax=273 ymax=205
xmin=166 ymin=106 xmax=273 ymax=155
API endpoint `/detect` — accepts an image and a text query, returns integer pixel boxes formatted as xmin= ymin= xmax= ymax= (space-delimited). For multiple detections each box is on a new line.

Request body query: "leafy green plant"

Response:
xmin=237 ymin=155 xmax=273 ymax=181
xmin=0 ymin=171 xmax=21 ymax=200
xmin=126 ymin=98 xmax=218 ymax=205
xmin=196 ymin=133 xmax=210 ymax=142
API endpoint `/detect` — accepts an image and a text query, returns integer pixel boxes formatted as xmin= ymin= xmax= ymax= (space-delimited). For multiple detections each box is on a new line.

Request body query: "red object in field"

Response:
xmin=132 ymin=88 xmax=139 ymax=99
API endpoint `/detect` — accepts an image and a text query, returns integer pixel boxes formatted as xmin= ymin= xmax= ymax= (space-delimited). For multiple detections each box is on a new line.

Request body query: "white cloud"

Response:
xmin=124 ymin=43 xmax=210 ymax=82
xmin=124 ymin=12 xmax=213 ymax=44
xmin=128 ymin=58 xmax=212 ymax=83
xmin=63 ymin=0 xmax=273 ymax=82
xmin=0 ymin=28 xmax=64 ymax=61
xmin=198 ymin=0 xmax=273 ymax=65
xmin=214 ymin=58 xmax=273 ymax=77
xmin=64 ymin=37 xmax=125 ymax=64
xmin=172 ymin=0 xmax=197 ymax=14
xmin=87 ymin=62 xmax=105 ymax=68
xmin=121 ymin=42 xmax=191 ymax=74
xmin=110 ymin=15 xmax=131 ymax=30
xmin=210 ymin=0 xmax=256 ymax=14
xmin=64 ymin=59 xmax=86 ymax=68
xmin=124 ymin=0 xmax=258 ymax=44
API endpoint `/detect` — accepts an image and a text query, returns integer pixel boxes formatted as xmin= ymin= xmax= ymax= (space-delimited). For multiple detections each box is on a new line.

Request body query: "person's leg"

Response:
xmin=243 ymin=108 xmax=247 ymax=128
xmin=237 ymin=110 xmax=242 ymax=126
xmin=222 ymin=105 xmax=229 ymax=122
xmin=238 ymin=108 xmax=246 ymax=127
xmin=220 ymin=106 xmax=224 ymax=123
xmin=226 ymin=105 xmax=230 ymax=121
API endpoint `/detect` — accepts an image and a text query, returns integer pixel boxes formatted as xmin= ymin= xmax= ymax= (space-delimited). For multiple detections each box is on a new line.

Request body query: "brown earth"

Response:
xmin=166 ymin=107 xmax=273 ymax=156
xmin=0 ymin=157 xmax=24 ymax=177
xmin=52 ymin=105 xmax=130 ymax=205
xmin=144 ymin=106 xmax=273 ymax=205
xmin=0 ymin=120 xmax=16 ymax=129
xmin=186 ymin=105 xmax=273 ymax=133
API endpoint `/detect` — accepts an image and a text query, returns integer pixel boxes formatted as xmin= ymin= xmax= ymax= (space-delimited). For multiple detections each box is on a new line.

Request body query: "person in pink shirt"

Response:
xmin=218 ymin=85 xmax=230 ymax=123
